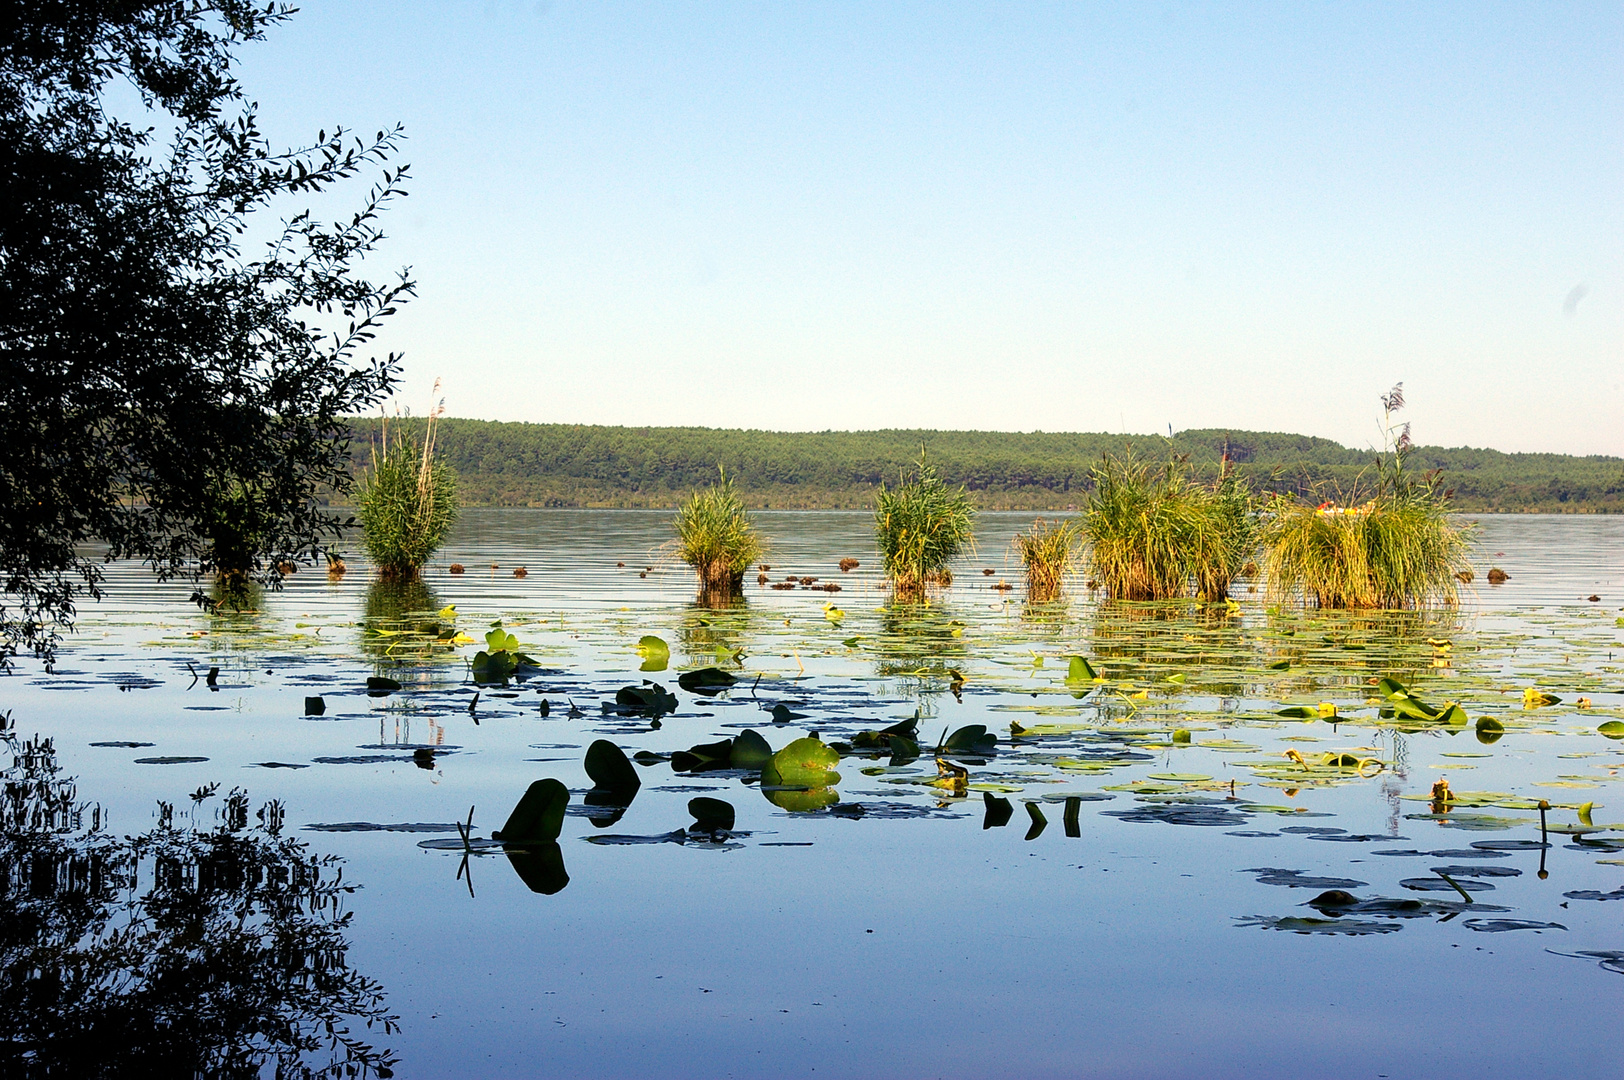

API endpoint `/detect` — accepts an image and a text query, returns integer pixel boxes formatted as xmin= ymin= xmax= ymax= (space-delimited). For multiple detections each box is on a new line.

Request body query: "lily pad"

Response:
xmin=584 ymin=740 xmax=641 ymax=793
xmin=492 ymin=778 xmax=569 ymax=844
xmin=729 ymin=728 xmax=774 ymax=770
xmin=678 ymin=667 xmax=737 ymax=693
xmin=615 ymin=683 xmax=678 ymax=715
xmin=763 ymin=736 xmax=841 ymax=788
xmin=636 ymin=635 xmax=670 ymax=671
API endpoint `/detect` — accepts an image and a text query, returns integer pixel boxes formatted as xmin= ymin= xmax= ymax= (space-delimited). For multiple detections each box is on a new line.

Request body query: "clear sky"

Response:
xmin=237 ymin=2 xmax=1621 ymax=455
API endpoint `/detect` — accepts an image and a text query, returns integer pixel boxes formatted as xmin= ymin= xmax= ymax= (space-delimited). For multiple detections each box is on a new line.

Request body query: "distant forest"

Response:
xmin=343 ymin=418 xmax=1624 ymax=513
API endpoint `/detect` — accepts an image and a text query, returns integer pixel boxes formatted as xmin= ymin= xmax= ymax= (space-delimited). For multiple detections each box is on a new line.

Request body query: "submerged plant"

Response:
xmin=673 ymin=468 xmax=766 ymax=596
xmin=1014 ymin=518 xmax=1079 ymax=602
xmin=1261 ymin=385 xmax=1470 ymax=609
xmin=357 ymin=404 xmax=458 ymax=581
xmin=874 ymin=451 xmax=976 ymax=598
xmin=1082 ymin=455 xmax=1256 ymax=602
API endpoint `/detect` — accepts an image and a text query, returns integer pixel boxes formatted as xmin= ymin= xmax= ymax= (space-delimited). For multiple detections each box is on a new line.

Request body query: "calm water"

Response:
xmin=6 ymin=510 xmax=1624 ymax=1078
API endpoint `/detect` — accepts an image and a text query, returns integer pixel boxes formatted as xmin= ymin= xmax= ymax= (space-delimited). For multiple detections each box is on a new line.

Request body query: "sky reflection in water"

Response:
xmin=6 ymin=511 xmax=1624 ymax=1078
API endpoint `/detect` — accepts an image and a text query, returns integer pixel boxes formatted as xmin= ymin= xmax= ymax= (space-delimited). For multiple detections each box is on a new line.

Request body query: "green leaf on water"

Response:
xmin=1599 ymin=721 xmax=1624 ymax=740
xmin=677 ymin=666 xmax=736 ymax=692
xmin=688 ymin=797 xmax=735 ymax=832
xmin=730 ymin=728 xmax=774 ymax=769
xmin=1065 ymin=656 xmax=1100 ymax=684
xmin=584 ymin=740 xmax=641 ymax=792
xmin=493 ymin=779 xmax=569 ymax=844
xmin=942 ymin=725 xmax=997 ymax=754
xmin=635 ymin=634 xmax=670 ymax=671
xmin=762 ymin=736 xmax=841 ymax=788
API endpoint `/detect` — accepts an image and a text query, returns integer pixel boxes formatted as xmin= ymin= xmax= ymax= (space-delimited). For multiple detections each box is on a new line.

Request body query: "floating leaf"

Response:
xmin=852 ymin=717 xmax=920 ymax=749
xmin=636 ymin=634 xmax=670 ymax=671
xmin=1065 ymin=656 xmax=1100 ymax=684
xmin=1599 ymin=721 xmax=1624 ymax=740
xmin=688 ymin=797 xmax=735 ymax=833
xmin=671 ymin=739 xmax=735 ymax=772
xmin=942 ymin=725 xmax=997 ymax=755
xmin=615 ymin=683 xmax=677 ymax=714
xmin=584 ymin=740 xmax=641 ymax=792
xmin=492 ymin=779 xmax=569 ymax=844
xmin=729 ymin=728 xmax=774 ymax=770
xmin=763 ymin=736 xmax=841 ymax=788
xmin=677 ymin=667 xmax=736 ymax=693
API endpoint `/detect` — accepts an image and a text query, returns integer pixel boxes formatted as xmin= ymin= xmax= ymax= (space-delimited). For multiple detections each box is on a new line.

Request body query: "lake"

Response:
xmin=5 ymin=510 xmax=1623 ymax=1078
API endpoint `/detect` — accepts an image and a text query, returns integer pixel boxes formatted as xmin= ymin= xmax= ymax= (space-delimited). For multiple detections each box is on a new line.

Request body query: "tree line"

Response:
xmin=344 ymin=419 xmax=1624 ymax=513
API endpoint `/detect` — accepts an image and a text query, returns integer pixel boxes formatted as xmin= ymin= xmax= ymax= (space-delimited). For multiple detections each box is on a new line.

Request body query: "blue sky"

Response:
xmin=239 ymin=2 xmax=1621 ymax=454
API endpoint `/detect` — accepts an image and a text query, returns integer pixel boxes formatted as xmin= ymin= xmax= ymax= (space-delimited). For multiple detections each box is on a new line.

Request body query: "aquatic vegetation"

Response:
xmin=874 ymin=451 xmax=976 ymax=598
xmin=471 ymin=621 xmax=538 ymax=680
xmin=357 ymin=411 xmax=459 ymax=581
xmin=1013 ymin=518 xmax=1079 ymax=601
xmin=1081 ymin=455 xmax=1256 ymax=602
xmin=673 ymin=468 xmax=766 ymax=596
xmin=1261 ymin=387 xmax=1470 ymax=609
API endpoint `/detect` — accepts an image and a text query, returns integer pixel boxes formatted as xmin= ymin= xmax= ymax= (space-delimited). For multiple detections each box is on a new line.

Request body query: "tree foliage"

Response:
xmin=0 ymin=3 xmax=412 ymax=660
xmin=347 ymin=419 xmax=1624 ymax=513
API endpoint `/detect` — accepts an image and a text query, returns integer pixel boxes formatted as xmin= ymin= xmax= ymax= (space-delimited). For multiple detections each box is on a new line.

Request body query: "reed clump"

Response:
xmin=1261 ymin=384 xmax=1471 ymax=609
xmin=1261 ymin=485 xmax=1469 ymax=609
xmin=1014 ymin=518 xmax=1080 ymax=602
xmin=1081 ymin=455 xmax=1257 ymax=602
xmin=358 ymin=411 xmax=458 ymax=581
xmin=673 ymin=468 xmax=766 ymax=596
xmin=874 ymin=451 xmax=975 ymax=598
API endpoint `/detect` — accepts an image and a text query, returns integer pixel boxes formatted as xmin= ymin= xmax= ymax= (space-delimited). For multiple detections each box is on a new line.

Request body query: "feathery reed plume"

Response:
xmin=1261 ymin=385 xmax=1470 ymax=608
xmin=358 ymin=387 xmax=459 ymax=581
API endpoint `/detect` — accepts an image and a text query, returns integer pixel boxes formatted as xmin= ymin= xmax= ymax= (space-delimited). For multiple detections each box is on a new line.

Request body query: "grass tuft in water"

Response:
xmin=1261 ymin=386 xmax=1470 ymax=609
xmin=874 ymin=451 xmax=975 ymax=598
xmin=1082 ymin=455 xmax=1256 ymax=601
xmin=674 ymin=468 xmax=766 ymax=595
xmin=1014 ymin=518 xmax=1079 ymax=602
xmin=358 ymin=409 xmax=458 ymax=581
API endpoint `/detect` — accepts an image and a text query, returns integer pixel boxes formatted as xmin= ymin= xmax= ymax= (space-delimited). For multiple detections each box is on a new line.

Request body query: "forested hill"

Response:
xmin=343 ymin=419 xmax=1624 ymax=512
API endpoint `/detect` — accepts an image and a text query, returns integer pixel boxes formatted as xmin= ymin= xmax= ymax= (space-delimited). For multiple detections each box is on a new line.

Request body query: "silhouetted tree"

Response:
xmin=0 ymin=2 xmax=413 ymax=661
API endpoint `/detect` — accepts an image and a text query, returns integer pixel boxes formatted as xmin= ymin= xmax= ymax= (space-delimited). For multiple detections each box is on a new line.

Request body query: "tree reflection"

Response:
xmin=0 ymin=733 xmax=398 ymax=1078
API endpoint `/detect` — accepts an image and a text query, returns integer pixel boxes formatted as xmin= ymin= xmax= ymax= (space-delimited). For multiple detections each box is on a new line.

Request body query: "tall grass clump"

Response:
xmin=874 ymin=451 xmax=975 ymax=598
xmin=1261 ymin=384 xmax=1470 ymax=609
xmin=358 ymin=408 xmax=458 ymax=581
xmin=674 ymin=468 xmax=765 ymax=597
xmin=1082 ymin=455 xmax=1256 ymax=602
xmin=1014 ymin=518 xmax=1079 ymax=602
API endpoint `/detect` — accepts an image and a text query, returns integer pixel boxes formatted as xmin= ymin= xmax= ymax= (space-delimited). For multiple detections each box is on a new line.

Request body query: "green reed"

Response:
xmin=357 ymin=412 xmax=458 ymax=581
xmin=874 ymin=451 xmax=975 ymax=598
xmin=1014 ymin=518 xmax=1080 ymax=602
xmin=1082 ymin=455 xmax=1256 ymax=602
xmin=674 ymin=468 xmax=766 ymax=594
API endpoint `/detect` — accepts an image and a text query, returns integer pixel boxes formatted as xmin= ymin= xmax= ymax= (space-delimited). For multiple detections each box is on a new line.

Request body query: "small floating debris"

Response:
xmin=449 ymin=563 xmax=465 ymax=574
xmin=133 ymin=756 xmax=210 ymax=765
